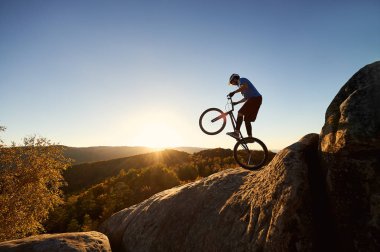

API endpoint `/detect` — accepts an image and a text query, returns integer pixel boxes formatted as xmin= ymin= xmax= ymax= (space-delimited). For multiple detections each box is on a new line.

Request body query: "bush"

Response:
xmin=176 ymin=164 xmax=198 ymax=181
xmin=0 ymin=128 xmax=71 ymax=241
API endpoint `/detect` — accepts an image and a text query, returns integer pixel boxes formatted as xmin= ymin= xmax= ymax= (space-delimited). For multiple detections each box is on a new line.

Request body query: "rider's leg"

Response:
xmin=245 ymin=120 xmax=252 ymax=137
xmin=227 ymin=113 xmax=244 ymax=139
xmin=235 ymin=113 xmax=244 ymax=132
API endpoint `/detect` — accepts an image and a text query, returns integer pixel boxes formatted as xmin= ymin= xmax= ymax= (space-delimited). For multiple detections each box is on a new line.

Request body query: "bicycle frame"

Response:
xmin=211 ymin=97 xmax=244 ymax=139
xmin=201 ymin=96 xmax=267 ymax=168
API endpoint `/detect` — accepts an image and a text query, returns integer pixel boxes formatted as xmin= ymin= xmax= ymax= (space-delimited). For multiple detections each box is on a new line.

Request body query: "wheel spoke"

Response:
xmin=199 ymin=108 xmax=227 ymax=135
xmin=233 ymin=137 xmax=268 ymax=170
xmin=247 ymin=153 xmax=252 ymax=164
xmin=242 ymin=142 xmax=249 ymax=151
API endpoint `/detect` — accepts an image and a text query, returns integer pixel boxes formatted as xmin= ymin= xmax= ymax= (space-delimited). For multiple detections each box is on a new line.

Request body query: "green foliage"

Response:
xmin=43 ymin=147 xmax=275 ymax=233
xmin=64 ymin=150 xmax=190 ymax=194
xmin=1 ymin=125 xmax=277 ymax=240
xmin=193 ymin=148 xmax=234 ymax=159
xmin=66 ymin=218 xmax=81 ymax=232
xmin=81 ymin=214 xmax=93 ymax=231
xmin=0 ymin=129 xmax=71 ymax=241
xmin=175 ymin=164 xmax=198 ymax=181
xmin=45 ymin=164 xmax=181 ymax=233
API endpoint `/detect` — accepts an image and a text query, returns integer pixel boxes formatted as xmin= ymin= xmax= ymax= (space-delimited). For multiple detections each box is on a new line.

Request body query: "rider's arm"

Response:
xmin=230 ymin=83 xmax=248 ymax=105
xmin=233 ymin=97 xmax=247 ymax=105
xmin=230 ymin=83 xmax=248 ymax=96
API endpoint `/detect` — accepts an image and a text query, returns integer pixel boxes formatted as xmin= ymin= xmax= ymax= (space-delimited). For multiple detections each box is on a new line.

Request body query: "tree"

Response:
xmin=81 ymin=214 xmax=93 ymax=231
xmin=66 ymin=218 xmax=81 ymax=232
xmin=0 ymin=128 xmax=71 ymax=241
xmin=176 ymin=164 xmax=198 ymax=181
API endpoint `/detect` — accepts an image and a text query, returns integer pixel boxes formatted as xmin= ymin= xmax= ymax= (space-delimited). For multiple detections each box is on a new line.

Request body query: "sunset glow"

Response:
xmin=1 ymin=0 xmax=379 ymax=150
xmin=131 ymin=122 xmax=183 ymax=149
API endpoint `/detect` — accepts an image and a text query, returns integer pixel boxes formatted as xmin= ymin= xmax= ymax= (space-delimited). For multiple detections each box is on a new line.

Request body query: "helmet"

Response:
xmin=229 ymin=73 xmax=240 ymax=84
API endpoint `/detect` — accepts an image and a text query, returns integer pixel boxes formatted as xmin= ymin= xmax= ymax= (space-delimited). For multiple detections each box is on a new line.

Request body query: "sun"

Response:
xmin=134 ymin=122 xmax=183 ymax=149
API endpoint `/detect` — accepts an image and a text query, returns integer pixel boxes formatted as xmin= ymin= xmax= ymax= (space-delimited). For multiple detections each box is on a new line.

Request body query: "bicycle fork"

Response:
xmin=211 ymin=111 xmax=254 ymax=165
xmin=241 ymin=141 xmax=253 ymax=165
xmin=230 ymin=112 xmax=253 ymax=164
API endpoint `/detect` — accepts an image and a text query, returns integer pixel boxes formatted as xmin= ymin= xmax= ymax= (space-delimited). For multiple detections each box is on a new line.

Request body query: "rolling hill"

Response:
xmin=63 ymin=149 xmax=191 ymax=194
xmin=63 ymin=146 xmax=206 ymax=165
xmin=63 ymin=147 xmax=276 ymax=195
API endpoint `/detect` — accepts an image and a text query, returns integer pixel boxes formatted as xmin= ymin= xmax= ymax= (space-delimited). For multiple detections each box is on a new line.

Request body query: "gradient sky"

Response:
xmin=1 ymin=0 xmax=379 ymax=150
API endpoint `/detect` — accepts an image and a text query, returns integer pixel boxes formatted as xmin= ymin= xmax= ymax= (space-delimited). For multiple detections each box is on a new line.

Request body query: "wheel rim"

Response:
xmin=199 ymin=108 xmax=226 ymax=135
xmin=234 ymin=137 xmax=268 ymax=170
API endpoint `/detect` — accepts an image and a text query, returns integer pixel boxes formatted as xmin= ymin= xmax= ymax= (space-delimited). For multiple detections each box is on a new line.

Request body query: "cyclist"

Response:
xmin=227 ymin=73 xmax=262 ymax=139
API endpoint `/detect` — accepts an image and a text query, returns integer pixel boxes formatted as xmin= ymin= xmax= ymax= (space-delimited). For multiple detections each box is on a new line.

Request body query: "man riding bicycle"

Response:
xmin=227 ymin=73 xmax=262 ymax=139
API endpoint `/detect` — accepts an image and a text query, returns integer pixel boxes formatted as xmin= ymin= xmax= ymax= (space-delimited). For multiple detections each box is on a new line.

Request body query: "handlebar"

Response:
xmin=226 ymin=95 xmax=235 ymax=111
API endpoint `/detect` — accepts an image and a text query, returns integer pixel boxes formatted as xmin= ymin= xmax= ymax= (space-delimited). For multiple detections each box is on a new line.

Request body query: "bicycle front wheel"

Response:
xmin=199 ymin=108 xmax=227 ymax=135
xmin=233 ymin=137 xmax=268 ymax=170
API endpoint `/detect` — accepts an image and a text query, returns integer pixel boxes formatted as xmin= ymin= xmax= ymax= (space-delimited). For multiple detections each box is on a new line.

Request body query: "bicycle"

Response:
xmin=199 ymin=96 xmax=268 ymax=170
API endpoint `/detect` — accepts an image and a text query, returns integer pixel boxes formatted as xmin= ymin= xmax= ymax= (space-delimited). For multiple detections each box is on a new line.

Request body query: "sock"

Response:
xmin=236 ymin=115 xmax=243 ymax=132
xmin=245 ymin=120 xmax=252 ymax=137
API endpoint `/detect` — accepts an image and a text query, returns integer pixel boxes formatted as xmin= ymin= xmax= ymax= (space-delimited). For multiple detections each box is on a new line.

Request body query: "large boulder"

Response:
xmin=100 ymin=134 xmax=320 ymax=252
xmin=0 ymin=231 xmax=111 ymax=252
xmin=319 ymin=61 xmax=380 ymax=250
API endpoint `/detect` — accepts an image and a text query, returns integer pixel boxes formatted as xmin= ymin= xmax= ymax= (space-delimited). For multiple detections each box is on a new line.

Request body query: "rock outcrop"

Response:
xmin=100 ymin=134 xmax=320 ymax=252
xmin=0 ymin=231 xmax=111 ymax=252
xmin=319 ymin=61 xmax=380 ymax=250
xmin=100 ymin=61 xmax=380 ymax=252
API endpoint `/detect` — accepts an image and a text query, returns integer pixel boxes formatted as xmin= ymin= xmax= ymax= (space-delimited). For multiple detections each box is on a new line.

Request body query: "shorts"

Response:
xmin=238 ymin=96 xmax=262 ymax=122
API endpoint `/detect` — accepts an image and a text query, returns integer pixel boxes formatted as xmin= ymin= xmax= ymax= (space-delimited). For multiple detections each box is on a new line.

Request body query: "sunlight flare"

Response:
xmin=132 ymin=121 xmax=183 ymax=149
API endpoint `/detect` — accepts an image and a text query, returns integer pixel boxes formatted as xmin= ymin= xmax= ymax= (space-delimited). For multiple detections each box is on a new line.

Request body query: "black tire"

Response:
xmin=199 ymin=108 xmax=227 ymax=135
xmin=233 ymin=137 xmax=268 ymax=170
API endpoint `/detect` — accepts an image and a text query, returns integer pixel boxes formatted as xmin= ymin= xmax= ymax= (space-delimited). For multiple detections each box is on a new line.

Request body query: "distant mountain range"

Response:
xmin=63 ymin=149 xmax=192 ymax=194
xmin=63 ymin=147 xmax=276 ymax=195
xmin=63 ymin=146 xmax=207 ymax=165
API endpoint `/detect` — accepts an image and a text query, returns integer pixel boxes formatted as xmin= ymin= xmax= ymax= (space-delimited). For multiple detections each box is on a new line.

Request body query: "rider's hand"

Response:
xmin=228 ymin=92 xmax=235 ymax=98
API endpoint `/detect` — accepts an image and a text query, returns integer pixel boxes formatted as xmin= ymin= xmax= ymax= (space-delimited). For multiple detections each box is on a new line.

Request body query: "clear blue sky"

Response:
xmin=1 ymin=0 xmax=379 ymax=150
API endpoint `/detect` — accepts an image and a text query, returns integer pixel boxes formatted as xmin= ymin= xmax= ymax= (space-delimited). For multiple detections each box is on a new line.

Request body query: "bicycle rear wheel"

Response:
xmin=199 ymin=108 xmax=227 ymax=135
xmin=233 ymin=137 xmax=268 ymax=170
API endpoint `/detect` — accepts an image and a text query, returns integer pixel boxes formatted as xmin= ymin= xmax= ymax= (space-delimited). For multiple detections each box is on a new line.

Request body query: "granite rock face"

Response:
xmin=100 ymin=134 xmax=320 ymax=252
xmin=0 ymin=231 xmax=111 ymax=252
xmin=100 ymin=61 xmax=380 ymax=252
xmin=319 ymin=61 xmax=380 ymax=250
